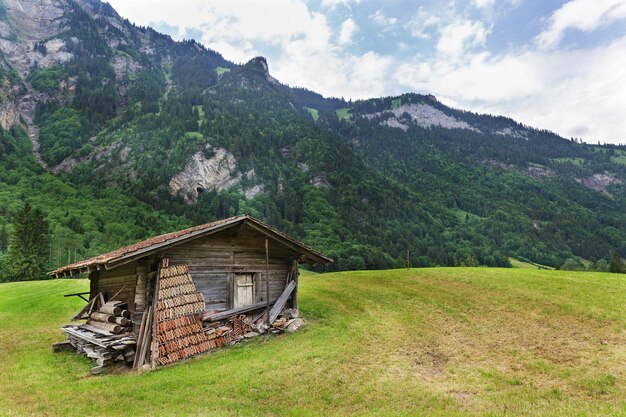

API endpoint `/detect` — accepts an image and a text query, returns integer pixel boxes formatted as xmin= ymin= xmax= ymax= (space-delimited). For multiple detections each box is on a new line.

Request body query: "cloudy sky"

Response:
xmin=107 ymin=0 xmax=626 ymax=144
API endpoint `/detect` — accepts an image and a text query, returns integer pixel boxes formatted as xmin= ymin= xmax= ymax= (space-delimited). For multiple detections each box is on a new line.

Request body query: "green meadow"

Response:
xmin=0 ymin=268 xmax=624 ymax=416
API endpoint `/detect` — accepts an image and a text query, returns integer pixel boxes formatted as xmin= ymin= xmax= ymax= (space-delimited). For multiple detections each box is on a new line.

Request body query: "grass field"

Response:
xmin=552 ymin=157 xmax=585 ymax=165
xmin=509 ymin=257 xmax=555 ymax=270
xmin=336 ymin=107 xmax=351 ymax=121
xmin=215 ymin=66 xmax=231 ymax=76
xmin=612 ymin=154 xmax=626 ymax=166
xmin=1 ymin=268 xmax=625 ymax=416
xmin=304 ymin=107 xmax=319 ymax=121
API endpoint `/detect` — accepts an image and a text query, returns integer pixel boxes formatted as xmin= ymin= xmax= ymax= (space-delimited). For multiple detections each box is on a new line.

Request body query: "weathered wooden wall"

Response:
xmin=90 ymin=262 xmax=138 ymax=306
xmin=88 ymin=224 xmax=299 ymax=322
xmin=164 ymin=225 xmax=296 ymax=311
xmin=90 ymin=262 xmax=143 ymax=334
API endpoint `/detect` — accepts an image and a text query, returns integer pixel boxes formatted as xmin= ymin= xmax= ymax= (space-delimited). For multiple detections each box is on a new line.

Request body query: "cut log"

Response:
xmin=99 ymin=303 xmax=121 ymax=316
xmin=114 ymin=316 xmax=129 ymax=325
xmin=120 ymin=309 xmax=131 ymax=319
xmin=87 ymin=320 xmax=122 ymax=334
xmin=90 ymin=312 xmax=116 ymax=323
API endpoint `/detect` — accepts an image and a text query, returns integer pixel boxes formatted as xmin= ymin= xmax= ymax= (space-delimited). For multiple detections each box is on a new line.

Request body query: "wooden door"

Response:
xmin=234 ymin=273 xmax=254 ymax=308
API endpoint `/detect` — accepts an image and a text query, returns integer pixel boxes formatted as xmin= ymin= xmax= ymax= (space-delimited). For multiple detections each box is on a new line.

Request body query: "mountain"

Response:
xmin=0 ymin=0 xmax=625 ymax=276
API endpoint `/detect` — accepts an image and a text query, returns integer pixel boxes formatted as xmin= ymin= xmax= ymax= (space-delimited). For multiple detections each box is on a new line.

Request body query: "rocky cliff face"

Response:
xmin=576 ymin=172 xmax=622 ymax=194
xmin=364 ymin=103 xmax=478 ymax=132
xmin=0 ymin=0 xmax=70 ymax=77
xmin=169 ymin=148 xmax=242 ymax=203
xmin=0 ymin=86 xmax=19 ymax=129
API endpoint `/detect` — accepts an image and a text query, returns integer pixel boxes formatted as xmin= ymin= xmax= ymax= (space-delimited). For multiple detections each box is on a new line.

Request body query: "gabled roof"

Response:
xmin=49 ymin=215 xmax=332 ymax=277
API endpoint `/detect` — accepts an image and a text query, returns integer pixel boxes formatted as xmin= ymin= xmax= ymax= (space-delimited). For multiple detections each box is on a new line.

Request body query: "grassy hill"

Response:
xmin=0 ymin=268 xmax=625 ymax=416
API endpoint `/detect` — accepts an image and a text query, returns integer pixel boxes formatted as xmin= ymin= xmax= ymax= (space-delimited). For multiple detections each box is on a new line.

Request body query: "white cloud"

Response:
xmin=436 ymin=20 xmax=489 ymax=55
xmin=370 ymin=10 xmax=398 ymax=26
xmin=408 ymin=7 xmax=441 ymax=39
xmin=338 ymin=18 xmax=358 ymax=45
xmin=320 ymin=0 xmax=361 ymax=10
xmin=395 ymin=35 xmax=626 ymax=143
xmin=109 ymin=0 xmax=330 ymax=63
xmin=536 ymin=0 xmax=626 ymax=49
xmin=108 ymin=0 xmax=393 ymax=99
xmin=472 ymin=0 xmax=495 ymax=8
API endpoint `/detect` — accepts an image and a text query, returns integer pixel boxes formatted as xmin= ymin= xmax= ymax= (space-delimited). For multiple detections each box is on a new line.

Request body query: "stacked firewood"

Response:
xmin=85 ymin=300 xmax=132 ymax=334
xmin=155 ymin=263 xmax=211 ymax=366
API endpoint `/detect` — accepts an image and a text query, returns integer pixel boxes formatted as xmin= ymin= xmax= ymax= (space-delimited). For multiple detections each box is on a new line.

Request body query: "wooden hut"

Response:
xmin=51 ymin=215 xmax=332 ymax=372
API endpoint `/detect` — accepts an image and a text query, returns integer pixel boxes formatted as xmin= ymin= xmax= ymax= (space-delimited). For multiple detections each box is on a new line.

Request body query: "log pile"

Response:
xmin=86 ymin=300 xmax=132 ymax=334
xmin=57 ymin=293 xmax=136 ymax=374
xmin=155 ymin=263 xmax=211 ymax=366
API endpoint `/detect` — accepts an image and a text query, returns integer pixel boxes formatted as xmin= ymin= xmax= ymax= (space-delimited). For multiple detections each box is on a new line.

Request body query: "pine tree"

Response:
xmin=608 ymin=251 xmax=624 ymax=274
xmin=1 ymin=203 xmax=51 ymax=282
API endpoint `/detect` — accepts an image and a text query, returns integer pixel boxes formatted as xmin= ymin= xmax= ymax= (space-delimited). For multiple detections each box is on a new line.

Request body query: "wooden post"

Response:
xmin=265 ymin=238 xmax=270 ymax=324
xmin=292 ymin=260 xmax=299 ymax=310
xmin=150 ymin=259 xmax=162 ymax=370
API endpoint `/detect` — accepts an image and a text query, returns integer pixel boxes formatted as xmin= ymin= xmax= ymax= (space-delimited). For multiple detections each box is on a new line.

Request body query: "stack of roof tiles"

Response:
xmin=155 ymin=264 xmax=210 ymax=365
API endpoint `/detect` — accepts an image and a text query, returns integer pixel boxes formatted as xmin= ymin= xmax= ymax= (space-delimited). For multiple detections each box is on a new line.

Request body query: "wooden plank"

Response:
xmin=265 ymin=238 xmax=270 ymax=324
xmin=269 ymin=280 xmax=296 ymax=324
xmin=202 ymin=298 xmax=278 ymax=322
xmin=71 ymin=294 xmax=98 ymax=321
xmin=63 ymin=327 xmax=109 ymax=347
xmin=132 ymin=309 xmax=148 ymax=371
xmin=140 ymin=306 xmax=152 ymax=370
xmin=292 ymin=260 xmax=299 ymax=310
xmin=151 ymin=260 xmax=161 ymax=370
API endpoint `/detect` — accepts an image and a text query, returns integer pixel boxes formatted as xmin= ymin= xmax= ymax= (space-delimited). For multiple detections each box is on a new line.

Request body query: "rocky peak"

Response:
xmin=244 ymin=56 xmax=279 ymax=85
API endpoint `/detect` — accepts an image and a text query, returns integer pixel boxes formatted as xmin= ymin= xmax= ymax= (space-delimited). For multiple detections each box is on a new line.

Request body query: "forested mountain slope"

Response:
xmin=0 ymin=0 xmax=625 ymax=277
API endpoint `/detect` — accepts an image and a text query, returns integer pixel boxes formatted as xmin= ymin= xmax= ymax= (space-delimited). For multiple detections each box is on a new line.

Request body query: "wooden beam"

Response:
xmin=132 ymin=309 xmax=148 ymax=372
xmin=140 ymin=306 xmax=152 ymax=370
xmin=64 ymin=291 xmax=91 ymax=302
xmin=265 ymin=237 xmax=270 ymax=324
xmin=269 ymin=280 xmax=296 ymax=324
xmin=202 ymin=299 xmax=279 ymax=322
xmin=71 ymin=292 xmax=103 ymax=321
xmin=292 ymin=260 xmax=299 ymax=310
xmin=151 ymin=259 xmax=163 ymax=370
